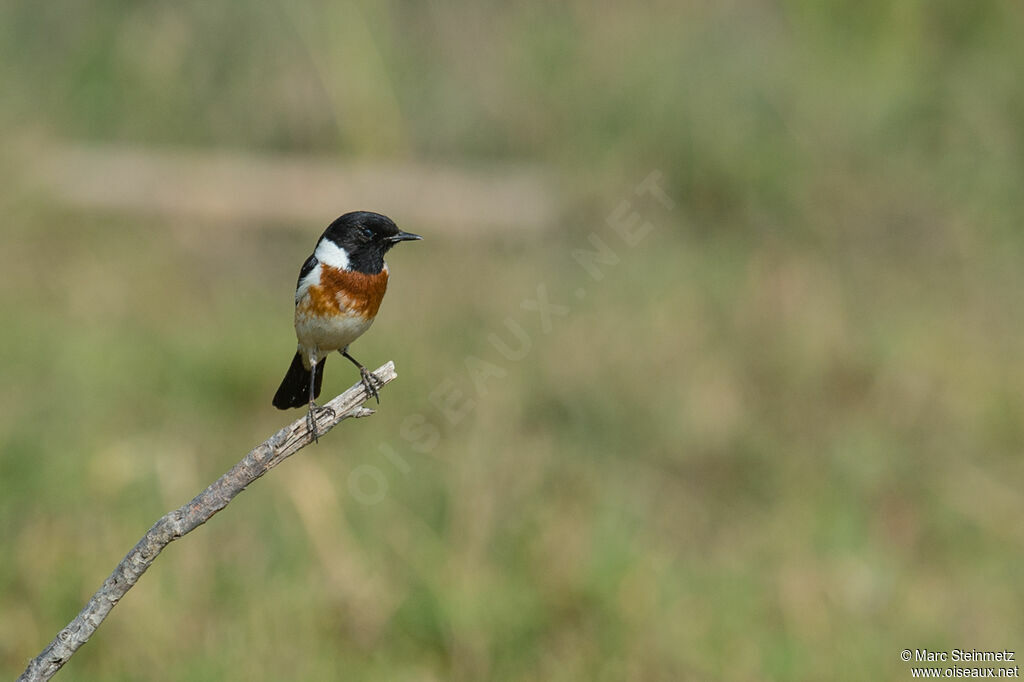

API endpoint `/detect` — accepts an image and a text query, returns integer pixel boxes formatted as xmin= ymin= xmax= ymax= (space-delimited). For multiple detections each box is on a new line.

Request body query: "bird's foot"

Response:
xmin=306 ymin=402 xmax=336 ymax=443
xmin=359 ymin=366 xmax=381 ymax=404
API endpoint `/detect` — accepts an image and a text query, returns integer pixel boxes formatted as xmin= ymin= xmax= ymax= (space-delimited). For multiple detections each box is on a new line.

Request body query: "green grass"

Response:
xmin=3 ymin=1 xmax=1024 ymax=680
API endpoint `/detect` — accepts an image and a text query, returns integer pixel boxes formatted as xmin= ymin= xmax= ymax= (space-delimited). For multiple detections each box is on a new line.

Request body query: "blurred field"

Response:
xmin=2 ymin=1 xmax=1024 ymax=680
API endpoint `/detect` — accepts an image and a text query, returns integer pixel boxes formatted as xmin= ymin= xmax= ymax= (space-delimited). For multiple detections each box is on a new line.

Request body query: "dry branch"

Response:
xmin=17 ymin=361 xmax=398 ymax=682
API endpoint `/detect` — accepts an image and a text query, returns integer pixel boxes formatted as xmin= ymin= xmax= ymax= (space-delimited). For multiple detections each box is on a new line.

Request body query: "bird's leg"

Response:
xmin=341 ymin=348 xmax=380 ymax=404
xmin=306 ymin=356 xmax=334 ymax=443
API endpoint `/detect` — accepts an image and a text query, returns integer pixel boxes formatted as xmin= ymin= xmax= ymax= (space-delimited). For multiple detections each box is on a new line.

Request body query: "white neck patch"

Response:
xmin=315 ymin=238 xmax=351 ymax=271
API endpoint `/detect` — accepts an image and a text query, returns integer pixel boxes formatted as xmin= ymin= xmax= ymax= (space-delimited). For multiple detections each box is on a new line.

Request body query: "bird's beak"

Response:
xmin=388 ymin=231 xmax=423 ymax=243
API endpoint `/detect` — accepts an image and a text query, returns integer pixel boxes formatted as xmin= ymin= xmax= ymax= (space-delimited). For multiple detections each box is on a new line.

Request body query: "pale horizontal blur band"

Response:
xmin=25 ymin=140 xmax=558 ymax=233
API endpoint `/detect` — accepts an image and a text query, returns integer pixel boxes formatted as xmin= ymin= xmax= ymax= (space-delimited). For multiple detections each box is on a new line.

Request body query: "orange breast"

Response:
xmin=301 ymin=265 xmax=389 ymax=320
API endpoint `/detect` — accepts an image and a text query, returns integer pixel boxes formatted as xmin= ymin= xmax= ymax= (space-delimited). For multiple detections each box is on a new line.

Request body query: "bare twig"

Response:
xmin=17 ymin=361 xmax=398 ymax=682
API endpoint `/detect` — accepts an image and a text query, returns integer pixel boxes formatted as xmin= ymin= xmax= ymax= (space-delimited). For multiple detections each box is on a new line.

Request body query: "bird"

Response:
xmin=272 ymin=211 xmax=421 ymax=439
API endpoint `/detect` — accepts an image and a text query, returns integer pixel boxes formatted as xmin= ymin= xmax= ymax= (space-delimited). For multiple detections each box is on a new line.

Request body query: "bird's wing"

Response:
xmin=296 ymin=254 xmax=318 ymax=289
xmin=294 ymin=254 xmax=319 ymax=304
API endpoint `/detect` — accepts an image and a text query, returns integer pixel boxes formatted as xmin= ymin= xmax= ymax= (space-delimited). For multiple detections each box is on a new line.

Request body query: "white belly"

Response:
xmin=294 ymin=308 xmax=374 ymax=358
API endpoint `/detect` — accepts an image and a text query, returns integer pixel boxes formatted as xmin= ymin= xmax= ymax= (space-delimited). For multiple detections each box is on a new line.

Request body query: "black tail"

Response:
xmin=272 ymin=352 xmax=326 ymax=409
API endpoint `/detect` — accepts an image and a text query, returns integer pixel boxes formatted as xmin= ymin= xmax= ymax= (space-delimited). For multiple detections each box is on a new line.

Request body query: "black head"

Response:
xmin=319 ymin=211 xmax=421 ymax=274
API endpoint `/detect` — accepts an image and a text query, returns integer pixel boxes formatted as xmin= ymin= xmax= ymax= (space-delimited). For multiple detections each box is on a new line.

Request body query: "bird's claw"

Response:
xmin=359 ymin=367 xmax=381 ymax=404
xmin=306 ymin=402 xmax=336 ymax=443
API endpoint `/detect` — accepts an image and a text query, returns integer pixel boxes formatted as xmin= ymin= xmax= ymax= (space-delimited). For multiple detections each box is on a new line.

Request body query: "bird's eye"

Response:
xmin=360 ymin=226 xmax=374 ymax=239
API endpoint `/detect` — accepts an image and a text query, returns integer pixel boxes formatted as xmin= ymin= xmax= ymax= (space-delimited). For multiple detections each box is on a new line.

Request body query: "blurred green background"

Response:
xmin=3 ymin=1 xmax=1024 ymax=680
